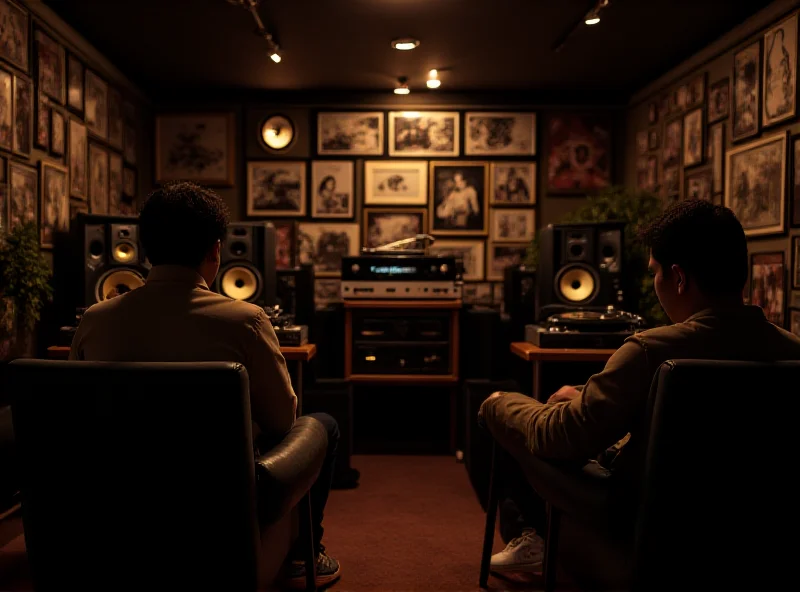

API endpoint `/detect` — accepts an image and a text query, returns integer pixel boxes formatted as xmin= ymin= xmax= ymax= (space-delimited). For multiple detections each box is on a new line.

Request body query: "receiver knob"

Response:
xmin=351 ymin=263 xmax=360 ymax=273
xmin=440 ymin=264 xmax=448 ymax=273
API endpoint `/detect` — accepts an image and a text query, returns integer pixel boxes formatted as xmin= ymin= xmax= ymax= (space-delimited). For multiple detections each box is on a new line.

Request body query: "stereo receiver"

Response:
xmin=341 ymin=255 xmax=461 ymax=299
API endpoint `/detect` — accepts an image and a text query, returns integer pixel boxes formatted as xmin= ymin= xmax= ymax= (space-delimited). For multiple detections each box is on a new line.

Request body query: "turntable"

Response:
xmin=525 ymin=306 xmax=645 ymax=349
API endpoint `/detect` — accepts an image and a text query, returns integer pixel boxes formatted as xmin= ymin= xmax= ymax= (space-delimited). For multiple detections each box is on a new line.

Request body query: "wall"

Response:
xmin=625 ymin=0 xmax=800 ymax=330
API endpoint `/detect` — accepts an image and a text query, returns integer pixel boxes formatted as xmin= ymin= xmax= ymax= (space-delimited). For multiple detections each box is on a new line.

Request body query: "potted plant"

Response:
xmin=0 ymin=222 xmax=54 ymax=359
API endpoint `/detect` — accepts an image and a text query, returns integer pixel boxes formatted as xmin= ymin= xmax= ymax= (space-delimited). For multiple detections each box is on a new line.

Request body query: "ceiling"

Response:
xmin=43 ymin=0 xmax=774 ymax=99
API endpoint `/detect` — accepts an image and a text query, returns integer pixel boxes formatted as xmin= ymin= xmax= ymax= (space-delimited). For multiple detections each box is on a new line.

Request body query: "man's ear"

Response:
xmin=671 ymin=264 xmax=688 ymax=294
xmin=208 ymin=240 xmax=221 ymax=262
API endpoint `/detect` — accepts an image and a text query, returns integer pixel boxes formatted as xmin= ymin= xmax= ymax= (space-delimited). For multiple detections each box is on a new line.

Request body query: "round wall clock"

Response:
xmin=260 ymin=115 xmax=295 ymax=151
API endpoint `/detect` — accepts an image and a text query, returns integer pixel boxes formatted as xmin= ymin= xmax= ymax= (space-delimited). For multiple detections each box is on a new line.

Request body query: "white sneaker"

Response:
xmin=490 ymin=529 xmax=545 ymax=573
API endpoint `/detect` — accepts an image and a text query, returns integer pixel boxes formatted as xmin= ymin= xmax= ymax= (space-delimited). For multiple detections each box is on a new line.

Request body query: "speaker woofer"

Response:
xmin=555 ymin=265 xmax=598 ymax=304
xmin=113 ymin=241 xmax=136 ymax=263
xmin=96 ymin=269 xmax=146 ymax=302
xmin=220 ymin=266 xmax=259 ymax=301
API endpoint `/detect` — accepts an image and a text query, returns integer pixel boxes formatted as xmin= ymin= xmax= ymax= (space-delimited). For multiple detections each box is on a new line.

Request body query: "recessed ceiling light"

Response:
xmin=427 ymin=69 xmax=441 ymax=89
xmin=391 ymin=38 xmax=420 ymax=51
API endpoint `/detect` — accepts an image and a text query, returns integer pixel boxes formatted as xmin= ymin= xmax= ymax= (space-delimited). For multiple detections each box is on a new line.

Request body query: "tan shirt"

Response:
xmin=69 ymin=265 xmax=297 ymax=440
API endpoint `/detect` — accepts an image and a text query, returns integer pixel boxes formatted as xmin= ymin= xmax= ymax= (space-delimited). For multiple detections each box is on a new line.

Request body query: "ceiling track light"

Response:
xmin=585 ymin=0 xmax=609 ymax=25
xmin=553 ymin=0 xmax=610 ymax=52
xmin=227 ymin=0 xmax=281 ymax=63
xmin=427 ymin=69 xmax=441 ymax=89
xmin=394 ymin=76 xmax=410 ymax=95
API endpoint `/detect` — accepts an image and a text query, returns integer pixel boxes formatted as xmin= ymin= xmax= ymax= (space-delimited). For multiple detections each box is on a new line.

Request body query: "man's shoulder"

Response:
xmin=191 ymin=290 xmax=267 ymax=327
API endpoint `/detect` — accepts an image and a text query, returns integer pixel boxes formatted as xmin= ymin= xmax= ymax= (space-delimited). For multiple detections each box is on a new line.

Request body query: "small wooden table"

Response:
xmin=510 ymin=342 xmax=616 ymax=400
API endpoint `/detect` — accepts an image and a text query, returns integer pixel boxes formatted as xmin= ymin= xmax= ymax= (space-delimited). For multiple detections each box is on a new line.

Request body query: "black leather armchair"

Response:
xmin=6 ymin=359 xmax=328 ymax=591
xmin=480 ymin=359 xmax=800 ymax=591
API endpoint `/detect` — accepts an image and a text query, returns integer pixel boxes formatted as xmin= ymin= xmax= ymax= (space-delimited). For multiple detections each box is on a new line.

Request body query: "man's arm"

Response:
xmin=68 ymin=311 xmax=91 ymax=360
xmin=479 ymin=341 xmax=650 ymax=461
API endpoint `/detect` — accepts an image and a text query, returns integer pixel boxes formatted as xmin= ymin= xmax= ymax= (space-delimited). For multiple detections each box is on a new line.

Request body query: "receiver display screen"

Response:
xmin=369 ymin=265 xmax=417 ymax=276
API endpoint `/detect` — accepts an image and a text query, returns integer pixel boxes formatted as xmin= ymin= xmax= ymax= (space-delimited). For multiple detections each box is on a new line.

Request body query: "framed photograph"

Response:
xmin=35 ymin=30 xmax=65 ymax=104
xmin=156 ymin=113 xmax=235 ymax=185
xmin=687 ymin=73 xmax=706 ymax=107
xmin=648 ymin=128 xmax=660 ymax=151
xmin=733 ymin=41 xmax=761 ymax=142
xmin=8 ymin=160 xmax=37 ymax=232
xmin=790 ymin=308 xmax=800 ymax=337
xmin=0 ymin=0 xmax=29 ymax=72
xmin=684 ymin=167 xmax=713 ymax=201
xmin=648 ymin=102 xmax=658 ymax=124
xmin=310 ymin=160 xmax=354 ymax=219
xmin=108 ymin=152 xmax=123 ymax=215
xmin=317 ymin=112 xmax=383 ymax=156
xmin=124 ymin=120 xmax=136 ymax=165
xmin=708 ymin=77 xmax=730 ymax=123
xmin=88 ymin=142 xmax=108 ymax=215
xmin=39 ymin=162 xmax=68 ymax=248
xmin=708 ymin=122 xmax=725 ymax=195
xmin=296 ymin=222 xmax=359 ymax=277
xmin=675 ymin=84 xmax=689 ymax=112
xmin=490 ymin=162 xmax=536 ymax=205
xmin=35 ymin=93 xmax=48 ymax=150
xmin=427 ymin=239 xmax=485 ymax=281
xmin=663 ymin=116 xmax=682 ymax=169
xmin=464 ymin=112 xmax=536 ymax=156
xmin=363 ymin=208 xmax=426 ymax=249
xmin=636 ymin=157 xmax=648 ymax=190
xmin=725 ymin=132 xmax=788 ymax=238
xmin=69 ymin=200 xmax=88 ymax=223
xmin=682 ymin=107 xmax=704 ymax=168
xmin=363 ymin=160 xmax=427 ymax=206
xmin=0 ymin=69 xmax=11 ymax=152
xmin=247 ymin=161 xmax=306 ymax=217
xmin=646 ymin=155 xmax=658 ymax=192
xmin=636 ymin=130 xmax=648 ymax=155
xmin=107 ymin=87 xmax=123 ymax=150
xmin=0 ymin=157 xmax=6 ymax=236
xmin=487 ymin=242 xmax=529 ymax=281
xmin=12 ymin=74 xmax=31 ymax=157
xmin=85 ymin=69 xmax=107 ymax=140
xmin=388 ymin=111 xmax=459 ymax=157
xmin=315 ymin=279 xmax=342 ymax=308
xmin=123 ymin=166 xmax=136 ymax=199
xmin=67 ymin=54 xmax=83 ymax=113
xmin=663 ymin=166 xmax=679 ymax=197
xmin=750 ymin=251 xmax=786 ymax=326
xmin=429 ymin=161 xmax=488 ymax=235
xmin=792 ymin=236 xmax=800 ymax=290
xmin=272 ymin=220 xmax=294 ymax=269
xmin=50 ymin=108 xmax=65 ymax=156
xmin=794 ymin=135 xmax=800 ymax=227
xmin=490 ymin=209 xmax=535 ymax=243
xmin=546 ymin=114 xmax=611 ymax=193
xmin=763 ymin=13 xmax=798 ymax=128
xmin=463 ymin=282 xmax=493 ymax=306
xmin=69 ymin=119 xmax=87 ymax=200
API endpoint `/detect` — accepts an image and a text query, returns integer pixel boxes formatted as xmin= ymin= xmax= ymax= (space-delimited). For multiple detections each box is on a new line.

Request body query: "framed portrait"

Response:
xmin=363 ymin=208 xmax=426 ymax=249
xmin=732 ymin=40 xmax=761 ymax=142
xmin=429 ymin=161 xmax=488 ymax=235
xmin=124 ymin=120 xmax=136 ymax=165
xmin=35 ymin=30 xmax=65 ymax=104
xmin=427 ymin=239 xmax=485 ymax=281
xmin=315 ymin=279 xmax=342 ymax=308
xmin=725 ymin=132 xmax=788 ymax=237
xmin=296 ymin=222 xmax=359 ymax=278
xmin=636 ymin=157 xmax=648 ymax=190
xmin=546 ymin=114 xmax=611 ymax=193
xmin=363 ymin=160 xmax=428 ymax=206
xmin=317 ymin=111 xmax=383 ymax=156
xmin=662 ymin=116 xmax=682 ymax=169
xmin=88 ymin=142 xmax=109 ymax=215
xmin=272 ymin=220 xmax=295 ymax=269
xmin=8 ymin=161 xmax=37 ymax=232
xmin=107 ymin=87 xmax=123 ymax=150
xmin=464 ymin=112 xmax=536 ymax=156
xmin=673 ymin=84 xmax=689 ymax=112
xmin=463 ymin=282 xmax=493 ymax=306
xmin=310 ymin=160 xmax=354 ymax=219
xmin=39 ymin=162 xmax=68 ymax=248
xmin=663 ymin=166 xmax=679 ymax=197
xmin=12 ymin=74 xmax=31 ymax=157
xmin=648 ymin=128 xmax=660 ymax=151
xmin=69 ymin=200 xmax=88 ymax=223
xmin=388 ymin=111 xmax=459 ymax=157
xmin=156 ymin=113 xmax=235 ymax=185
xmin=792 ymin=236 xmax=800 ymax=290
xmin=636 ymin=130 xmax=648 ymax=155
xmin=659 ymin=95 xmax=670 ymax=119
xmin=750 ymin=251 xmax=786 ymax=327
xmin=708 ymin=122 xmax=725 ymax=196
xmin=490 ymin=209 xmax=535 ymax=243
xmin=708 ymin=77 xmax=730 ymax=123
xmin=50 ymin=109 xmax=65 ymax=157
xmin=687 ymin=73 xmax=706 ymax=107
xmin=108 ymin=152 xmax=123 ymax=215
xmin=684 ymin=167 xmax=713 ymax=201
xmin=35 ymin=93 xmax=48 ymax=150
xmin=490 ymin=162 xmax=536 ymax=205
xmin=85 ymin=69 xmax=108 ymax=140
xmin=790 ymin=308 xmax=800 ymax=337
xmin=0 ymin=69 xmax=11 ymax=152
xmin=247 ymin=161 xmax=306 ymax=217
xmin=648 ymin=102 xmax=658 ymax=125
xmin=0 ymin=0 xmax=29 ymax=72
xmin=487 ymin=242 xmax=529 ymax=281
xmin=123 ymin=166 xmax=136 ymax=199
xmin=642 ymin=155 xmax=658 ymax=192
xmin=69 ymin=119 xmax=87 ymax=200
xmin=682 ymin=107 xmax=704 ymax=168
xmin=67 ymin=53 xmax=83 ymax=113
xmin=763 ymin=13 xmax=798 ymax=128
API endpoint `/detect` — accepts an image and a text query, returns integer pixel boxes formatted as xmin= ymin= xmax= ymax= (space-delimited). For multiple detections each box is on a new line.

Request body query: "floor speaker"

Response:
xmin=276 ymin=265 xmax=315 ymax=325
xmin=215 ymin=222 xmax=277 ymax=307
xmin=504 ymin=265 xmax=536 ymax=340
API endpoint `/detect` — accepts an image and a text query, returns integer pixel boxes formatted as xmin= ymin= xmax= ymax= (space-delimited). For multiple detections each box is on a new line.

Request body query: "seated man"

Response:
xmin=480 ymin=199 xmax=800 ymax=573
xmin=70 ymin=181 xmax=340 ymax=589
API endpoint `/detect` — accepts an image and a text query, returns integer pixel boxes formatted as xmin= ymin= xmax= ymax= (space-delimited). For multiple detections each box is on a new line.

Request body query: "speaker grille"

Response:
xmin=96 ymin=269 xmax=146 ymax=302
xmin=219 ymin=264 xmax=260 ymax=302
xmin=555 ymin=264 xmax=599 ymax=304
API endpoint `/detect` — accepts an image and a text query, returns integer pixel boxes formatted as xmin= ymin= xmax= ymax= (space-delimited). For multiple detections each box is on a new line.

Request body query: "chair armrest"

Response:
xmin=255 ymin=416 xmax=328 ymax=525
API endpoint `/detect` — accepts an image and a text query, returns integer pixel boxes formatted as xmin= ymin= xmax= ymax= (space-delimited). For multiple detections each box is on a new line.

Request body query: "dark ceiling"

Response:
xmin=43 ymin=0 xmax=774 ymax=99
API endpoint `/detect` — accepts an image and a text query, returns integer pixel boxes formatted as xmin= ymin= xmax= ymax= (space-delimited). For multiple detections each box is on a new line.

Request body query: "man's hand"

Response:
xmin=547 ymin=385 xmax=582 ymax=404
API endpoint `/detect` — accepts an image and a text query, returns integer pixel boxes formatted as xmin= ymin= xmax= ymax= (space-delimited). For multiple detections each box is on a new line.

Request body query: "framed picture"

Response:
xmin=0 ymin=157 xmax=6 ymax=236
xmin=124 ymin=120 xmax=136 ymax=165
xmin=429 ymin=161 xmax=488 ymax=235
xmin=546 ymin=114 xmax=611 ymax=193
xmin=646 ymin=155 xmax=658 ymax=192
xmin=794 ymin=135 xmax=800 ymax=227
xmin=317 ymin=111 xmax=383 ymax=156
xmin=687 ymin=73 xmax=706 ymax=107
xmin=296 ymin=222 xmax=359 ymax=278
xmin=315 ymin=279 xmax=342 ymax=308
xmin=247 ymin=161 xmax=306 ymax=217
xmin=708 ymin=77 xmax=730 ymax=123
xmin=363 ymin=160 xmax=427 ymax=206
xmin=69 ymin=119 xmax=87 ymax=200
xmin=636 ymin=157 xmax=648 ymax=190
xmin=156 ymin=113 xmax=235 ymax=185
xmin=388 ymin=111 xmax=459 ymax=157
xmin=35 ymin=30 xmax=65 ymax=104
xmin=67 ymin=54 xmax=83 ymax=113
xmin=85 ymin=69 xmax=107 ymax=140
xmin=427 ymin=239 xmax=485 ymax=281
xmin=0 ymin=0 xmax=29 ymax=72
xmin=490 ymin=209 xmax=535 ymax=243
xmin=464 ymin=112 xmax=536 ymax=156
xmin=272 ymin=220 xmax=294 ymax=269
xmin=123 ymin=166 xmax=136 ymax=199
xmin=12 ymin=74 xmax=31 ymax=157
xmin=750 ymin=251 xmax=786 ymax=327
xmin=663 ymin=116 xmax=682 ymax=169
xmin=490 ymin=162 xmax=536 ymax=205
xmin=363 ymin=208 xmax=426 ymax=249
xmin=107 ymin=87 xmax=123 ymax=150
xmin=790 ymin=308 xmax=800 ymax=337
xmin=50 ymin=109 xmax=65 ymax=156
xmin=708 ymin=122 xmax=725 ymax=196
xmin=463 ymin=282 xmax=493 ymax=306
xmin=39 ymin=162 xmax=68 ymax=248
xmin=0 ymin=69 xmax=11 ymax=152
xmin=108 ymin=152 xmax=123 ymax=215
xmin=663 ymin=166 xmax=679 ymax=197
xmin=684 ymin=167 xmax=713 ymax=201
xmin=69 ymin=200 xmax=88 ymax=222
xmin=725 ymin=132 xmax=788 ymax=238
xmin=732 ymin=40 xmax=761 ymax=142
xmin=763 ymin=13 xmax=798 ymax=128
xmin=35 ymin=93 xmax=48 ymax=150
xmin=487 ymin=242 xmax=529 ymax=281
xmin=648 ymin=128 xmax=660 ymax=151
xmin=648 ymin=102 xmax=658 ymax=124
xmin=636 ymin=130 xmax=648 ymax=155
xmin=493 ymin=282 xmax=504 ymax=308
xmin=8 ymin=160 xmax=37 ymax=232
xmin=88 ymin=142 xmax=109 ymax=215
xmin=682 ymin=107 xmax=704 ymax=168
xmin=310 ymin=160 xmax=354 ymax=219
xmin=792 ymin=236 xmax=800 ymax=290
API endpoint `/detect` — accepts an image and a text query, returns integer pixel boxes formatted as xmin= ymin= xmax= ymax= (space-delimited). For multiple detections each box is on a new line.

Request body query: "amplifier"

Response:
xmin=341 ymin=255 xmax=461 ymax=300
xmin=275 ymin=325 xmax=308 ymax=347
xmin=525 ymin=325 xmax=631 ymax=349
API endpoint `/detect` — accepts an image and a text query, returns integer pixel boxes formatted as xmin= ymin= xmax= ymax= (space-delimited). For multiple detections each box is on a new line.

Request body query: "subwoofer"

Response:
xmin=214 ymin=222 xmax=277 ymax=307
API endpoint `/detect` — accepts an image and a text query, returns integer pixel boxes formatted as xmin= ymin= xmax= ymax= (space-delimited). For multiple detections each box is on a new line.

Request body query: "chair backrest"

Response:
xmin=632 ymin=359 xmax=800 ymax=591
xmin=7 ymin=360 xmax=260 ymax=591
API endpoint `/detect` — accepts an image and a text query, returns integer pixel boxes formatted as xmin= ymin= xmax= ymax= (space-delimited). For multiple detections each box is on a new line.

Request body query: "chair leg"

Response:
xmin=543 ymin=502 xmax=561 ymax=592
xmin=479 ymin=441 xmax=501 ymax=588
xmin=300 ymin=493 xmax=317 ymax=592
